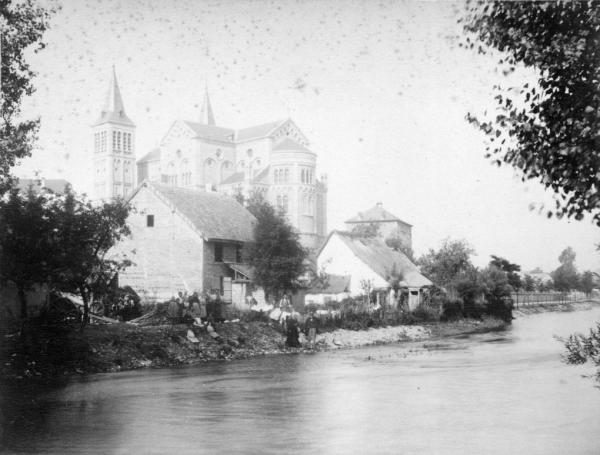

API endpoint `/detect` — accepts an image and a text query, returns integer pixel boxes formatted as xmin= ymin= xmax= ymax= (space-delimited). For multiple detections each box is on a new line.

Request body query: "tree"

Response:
xmin=244 ymin=191 xmax=306 ymax=299
xmin=0 ymin=186 xmax=56 ymax=318
xmin=489 ymin=255 xmax=522 ymax=290
xmin=552 ymin=246 xmax=579 ymax=291
xmin=523 ymin=274 xmax=536 ymax=292
xmin=579 ymin=270 xmax=596 ymax=294
xmin=1 ymin=1 xmax=56 ymax=192
xmin=462 ymin=2 xmax=600 ymax=224
xmin=50 ymin=189 xmax=131 ymax=328
xmin=417 ymin=238 xmax=476 ymax=289
xmin=564 ymin=322 xmax=600 ymax=383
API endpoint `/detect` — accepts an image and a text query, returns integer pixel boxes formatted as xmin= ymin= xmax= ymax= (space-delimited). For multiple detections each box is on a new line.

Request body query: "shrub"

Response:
xmin=411 ymin=304 xmax=440 ymax=323
xmin=440 ymin=297 xmax=463 ymax=321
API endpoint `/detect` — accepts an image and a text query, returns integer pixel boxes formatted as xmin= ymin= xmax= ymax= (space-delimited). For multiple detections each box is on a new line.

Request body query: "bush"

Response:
xmin=440 ymin=297 xmax=463 ymax=321
xmin=485 ymin=296 xmax=514 ymax=322
xmin=411 ymin=304 xmax=440 ymax=322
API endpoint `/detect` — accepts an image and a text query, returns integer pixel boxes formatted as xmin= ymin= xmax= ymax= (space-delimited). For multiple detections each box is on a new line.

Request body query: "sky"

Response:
xmin=15 ymin=0 xmax=600 ymax=273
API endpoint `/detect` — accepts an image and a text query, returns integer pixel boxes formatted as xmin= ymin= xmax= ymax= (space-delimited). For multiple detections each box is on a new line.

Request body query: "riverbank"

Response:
xmin=0 ymin=316 xmax=509 ymax=385
xmin=513 ymin=299 xmax=600 ymax=317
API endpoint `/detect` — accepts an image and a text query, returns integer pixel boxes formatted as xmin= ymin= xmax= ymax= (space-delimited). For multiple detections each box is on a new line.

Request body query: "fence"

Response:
xmin=511 ymin=291 xmax=590 ymax=308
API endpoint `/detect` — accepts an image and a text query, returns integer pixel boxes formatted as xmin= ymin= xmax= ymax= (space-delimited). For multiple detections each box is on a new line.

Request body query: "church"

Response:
xmin=93 ymin=68 xmax=327 ymax=250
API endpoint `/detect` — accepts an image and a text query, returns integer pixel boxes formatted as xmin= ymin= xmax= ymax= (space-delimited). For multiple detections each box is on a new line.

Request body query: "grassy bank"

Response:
xmin=0 ymin=315 xmax=509 ymax=385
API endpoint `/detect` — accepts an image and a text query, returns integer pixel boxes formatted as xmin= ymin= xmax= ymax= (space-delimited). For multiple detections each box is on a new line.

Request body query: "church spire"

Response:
xmin=199 ymin=83 xmax=216 ymax=125
xmin=94 ymin=65 xmax=134 ymax=126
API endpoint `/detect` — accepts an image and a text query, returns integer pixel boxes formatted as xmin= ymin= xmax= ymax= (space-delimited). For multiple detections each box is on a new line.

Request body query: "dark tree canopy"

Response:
xmin=0 ymin=0 xmax=55 ymax=192
xmin=489 ymin=255 xmax=522 ymax=290
xmin=350 ymin=222 xmax=380 ymax=238
xmin=462 ymin=1 xmax=600 ymax=224
xmin=552 ymin=246 xmax=579 ymax=291
xmin=417 ymin=238 xmax=476 ymax=289
xmin=244 ymin=192 xmax=306 ymax=298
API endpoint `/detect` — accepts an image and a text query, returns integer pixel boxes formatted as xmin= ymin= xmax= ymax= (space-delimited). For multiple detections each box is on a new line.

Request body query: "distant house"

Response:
xmin=317 ymin=231 xmax=431 ymax=310
xmin=345 ymin=202 xmax=412 ymax=251
xmin=114 ymin=180 xmax=256 ymax=302
xmin=305 ymin=274 xmax=351 ymax=306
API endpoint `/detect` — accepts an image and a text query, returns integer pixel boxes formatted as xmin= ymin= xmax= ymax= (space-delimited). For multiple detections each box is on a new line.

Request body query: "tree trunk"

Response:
xmin=80 ymin=288 xmax=89 ymax=331
xmin=18 ymin=285 xmax=27 ymax=320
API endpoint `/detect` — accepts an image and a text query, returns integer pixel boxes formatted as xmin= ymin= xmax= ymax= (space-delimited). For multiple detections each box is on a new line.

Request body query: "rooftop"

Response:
xmin=345 ymin=203 xmax=412 ymax=226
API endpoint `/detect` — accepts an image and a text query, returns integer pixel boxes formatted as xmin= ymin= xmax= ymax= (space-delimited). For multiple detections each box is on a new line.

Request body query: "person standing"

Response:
xmin=304 ymin=311 xmax=319 ymax=349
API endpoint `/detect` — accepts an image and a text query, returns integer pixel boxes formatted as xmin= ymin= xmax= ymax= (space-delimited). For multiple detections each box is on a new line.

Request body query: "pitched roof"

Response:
xmin=220 ymin=171 xmax=245 ymax=185
xmin=16 ymin=178 xmax=71 ymax=194
xmin=326 ymin=231 xmax=431 ymax=288
xmin=199 ymin=85 xmax=216 ymax=126
xmin=184 ymin=121 xmax=235 ymax=142
xmin=272 ymin=137 xmax=312 ymax=152
xmin=307 ymin=274 xmax=351 ymax=295
xmin=219 ymin=166 xmax=271 ymax=186
xmin=236 ymin=120 xmax=286 ymax=142
xmin=227 ymin=263 xmax=255 ymax=280
xmin=144 ymin=182 xmax=255 ymax=242
xmin=138 ymin=148 xmax=161 ymax=163
xmin=252 ymin=166 xmax=270 ymax=184
xmin=94 ymin=66 xmax=135 ymax=127
xmin=345 ymin=203 xmax=412 ymax=226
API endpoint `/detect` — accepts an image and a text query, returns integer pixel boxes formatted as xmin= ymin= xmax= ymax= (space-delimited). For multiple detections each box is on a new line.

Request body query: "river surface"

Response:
xmin=2 ymin=307 xmax=600 ymax=454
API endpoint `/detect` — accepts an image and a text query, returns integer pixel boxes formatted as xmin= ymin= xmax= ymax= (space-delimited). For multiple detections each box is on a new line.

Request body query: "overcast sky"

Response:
xmin=17 ymin=0 xmax=600 ymax=273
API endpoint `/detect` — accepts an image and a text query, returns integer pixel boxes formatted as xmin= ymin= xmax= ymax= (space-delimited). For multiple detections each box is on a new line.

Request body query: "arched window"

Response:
xmin=216 ymin=149 xmax=223 ymax=160
xmin=276 ymin=195 xmax=282 ymax=209
xmin=284 ymin=168 xmax=290 ymax=183
xmin=204 ymin=158 xmax=218 ymax=185
xmin=282 ymin=195 xmax=289 ymax=213
xmin=237 ymin=160 xmax=246 ymax=171
xmin=247 ymin=148 xmax=253 ymax=158
xmin=117 ymin=131 xmax=122 ymax=151
xmin=221 ymin=161 xmax=234 ymax=182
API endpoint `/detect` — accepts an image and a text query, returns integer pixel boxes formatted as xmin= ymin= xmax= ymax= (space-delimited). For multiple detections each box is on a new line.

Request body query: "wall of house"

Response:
xmin=202 ymin=241 xmax=239 ymax=292
xmin=318 ymin=234 xmax=388 ymax=296
xmin=115 ymin=186 xmax=204 ymax=302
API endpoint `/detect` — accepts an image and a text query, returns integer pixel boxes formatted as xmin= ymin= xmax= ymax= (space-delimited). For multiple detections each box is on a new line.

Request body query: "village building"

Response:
xmin=345 ymin=202 xmax=412 ymax=251
xmin=114 ymin=180 xmax=257 ymax=303
xmin=304 ymin=275 xmax=351 ymax=306
xmin=93 ymin=68 xmax=327 ymax=250
xmin=316 ymin=231 xmax=431 ymax=310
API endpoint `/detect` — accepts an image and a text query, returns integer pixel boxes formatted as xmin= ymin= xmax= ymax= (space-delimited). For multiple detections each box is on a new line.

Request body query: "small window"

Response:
xmin=236 ymin=245 xmax=243 ymax=263
xmin=214 ymin=243 xmax=223 ymax=262
xmin=146 ymin=215 xmax=154 ymax=227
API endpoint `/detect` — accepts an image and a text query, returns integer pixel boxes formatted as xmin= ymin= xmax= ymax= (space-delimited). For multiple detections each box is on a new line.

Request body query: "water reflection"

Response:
xmin=3 ymin=307 xmax=600 ymax=454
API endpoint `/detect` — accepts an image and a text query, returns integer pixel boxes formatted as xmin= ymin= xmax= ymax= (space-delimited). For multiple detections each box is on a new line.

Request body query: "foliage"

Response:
xmin=0 ymin=1 xmax=56 ymax=192
xmin=0 ymin=184 xmax=131 ymax=326
xmin=552 ymin=246 xmax=579 ymax=291
xmin=440 ymin=297 xmax=464 ymax=322
xmin=563 ymin=322 xmax=600 ymax=383
xmin=244 ymin=191 xmax=306 ymax=298
xmin=350 ymin=222 xmax=380 ymax=238
xmin=479 ymin=265 xmax=514 ymax=322
xmin=489 ymin=254 xmax=522 ymax=289
xmin=417 ymin=238 xmax=476 ymax=289
xmin=462 ymin=1 xmax=600 ymax=224
xmin=0 ymin=186 xmax=56 ymax=318
xmin=579 ymin=270 xmax=596 ymax=294
xmin=523 ymin=274 xmax=536 ymax=292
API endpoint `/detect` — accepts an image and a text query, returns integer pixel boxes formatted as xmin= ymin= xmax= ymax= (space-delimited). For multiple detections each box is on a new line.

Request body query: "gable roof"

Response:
xmin=137 ymin=181 xmax=255 ymax=242
xmin=16 ymin=178 xmax=71 ymax=194
xmin=345 ymin=203 xmax=412 ymax=226
xmin=183 ymin=121 xmax=235 ymax=142
xmin=138 ymin=148 xmax=161 ymax=163
xmin=323 ymin=231 xmax=431 ymax=288
xmin=307 ymin=274 xmax=351 ymax=295
xmin=236 ymin=120 xmax=286 ymax=142
xmin=273 ymin=137 xmax=312 ymax=153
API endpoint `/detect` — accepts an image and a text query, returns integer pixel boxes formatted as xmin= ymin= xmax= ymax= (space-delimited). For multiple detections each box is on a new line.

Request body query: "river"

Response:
xmin=2 ymin=307 xmax=600 ymax=454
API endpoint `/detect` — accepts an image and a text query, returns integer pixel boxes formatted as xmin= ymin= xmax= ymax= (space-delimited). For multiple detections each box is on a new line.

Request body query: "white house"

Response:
xmin=305 ymin=274 xmax=351 ymax=306
xmin=317 ymin=231 xmax=432 ymax=310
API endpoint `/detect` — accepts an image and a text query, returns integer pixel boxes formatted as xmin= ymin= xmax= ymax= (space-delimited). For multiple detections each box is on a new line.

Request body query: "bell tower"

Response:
xmin=93 ymin=66 xmax=136 ymax=200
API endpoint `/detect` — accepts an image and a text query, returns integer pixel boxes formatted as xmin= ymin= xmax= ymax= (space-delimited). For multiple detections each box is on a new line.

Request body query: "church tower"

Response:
xmin=93 ymin=66 xmax=136 ymax=200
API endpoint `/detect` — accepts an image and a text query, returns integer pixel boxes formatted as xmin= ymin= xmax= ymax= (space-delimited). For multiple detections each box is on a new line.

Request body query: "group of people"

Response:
xmin=167 ymin=290 xmax=226 ymax=324
xmin=283 ymin=310 xmax=319 ymax=349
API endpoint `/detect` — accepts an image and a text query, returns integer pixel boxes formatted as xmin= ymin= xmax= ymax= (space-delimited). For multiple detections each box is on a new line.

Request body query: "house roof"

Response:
xmin=307 ymin=274 xmax=351 ymax=295
xmin=345 ymin=203 xmax=412 ymax=226
xmin=272 ymin=137 xmax=312 ymax=153
xmin=16 ymin=178 xmax=71 ymax=194
xmin=236 ymin=120 xmax=286 ymax=142
xmin=141 ymin=181 xmax=255 ymax=242
xmin=138 ymin=148 xmax=161 ymax=163
xmin=184 ymin=121 xmax=235 ymax=142
xmin=323 ymin=231 xmax=431 ymax=288
xmin=227 ymin=263 xmax=255 ymax=280
xmin=219 ymin=166 xmax=271 ymax=186
xmin=220 ymin=171 xmax=245 ymax=185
